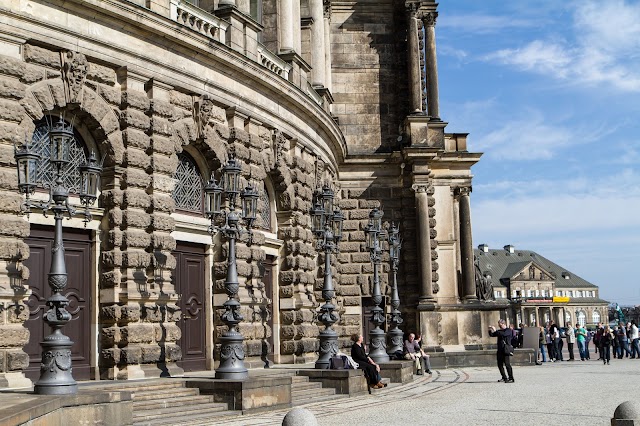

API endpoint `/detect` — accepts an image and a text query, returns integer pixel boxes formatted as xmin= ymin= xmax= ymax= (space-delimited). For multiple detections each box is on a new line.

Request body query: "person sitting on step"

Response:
xmin=404 ymin=332 xmax=432 ymax=375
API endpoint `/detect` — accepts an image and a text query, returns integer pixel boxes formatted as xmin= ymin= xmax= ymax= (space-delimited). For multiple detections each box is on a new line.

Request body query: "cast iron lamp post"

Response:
xmin=204 ymin=157 xmax=258 ymax=380
xmin=310 ymin=184 xmax=344 ymax=369
xmin=386 ymin=222 xmax=404 ymax=357
xmin=365 ymin=207 xmax=389 ymax=363
xmin=14 ymin=117 xmax=102 ymax=395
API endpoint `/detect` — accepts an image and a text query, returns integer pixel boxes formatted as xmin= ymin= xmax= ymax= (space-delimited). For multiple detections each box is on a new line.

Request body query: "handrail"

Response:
xmin=257 ymin=43 xmax=292 ymax=80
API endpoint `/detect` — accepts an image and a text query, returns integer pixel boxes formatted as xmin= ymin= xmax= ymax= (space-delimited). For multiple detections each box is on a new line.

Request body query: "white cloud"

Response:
xmin=480 ymin=0 xmax=640 ymax=92
xmin=467 ymin=109 xmax=613 ymax=161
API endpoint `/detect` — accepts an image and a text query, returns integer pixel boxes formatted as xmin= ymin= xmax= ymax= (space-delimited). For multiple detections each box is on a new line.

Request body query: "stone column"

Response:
xmin=219 ymin=0 xmax=236 ymax=7
xmin=310 ymin=0 xmax=326 ymax=87
xmin=293 ymin=0 xmax=302 ymax=53
xmin=323 ymin=2 xmax=332 ymax=92
xmin=279 ymin=0 xmax=294 ymax=51
xmin=413 ymin=184 xmax=434 ymax=303
xmin=421 ymin=11 xmax=440 ymax=120
xmin=406 ymin=4 xmax=422 ymax=113
xmin=535 ymin=307 xmax=540 ymax=326
xmin=457 ymin=187 xmax=476 ymax=302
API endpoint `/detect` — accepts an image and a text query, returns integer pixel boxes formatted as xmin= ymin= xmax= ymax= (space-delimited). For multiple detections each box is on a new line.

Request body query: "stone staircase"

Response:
xmin=290 ymin=374 xmax=348 ymax=406
xmin=104 ymin=380 xmax=237 ymax=425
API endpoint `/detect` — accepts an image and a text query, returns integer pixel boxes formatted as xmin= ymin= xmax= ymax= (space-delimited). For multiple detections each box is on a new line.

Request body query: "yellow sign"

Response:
xmin=553 ymin=296 xmax=570 ymax=303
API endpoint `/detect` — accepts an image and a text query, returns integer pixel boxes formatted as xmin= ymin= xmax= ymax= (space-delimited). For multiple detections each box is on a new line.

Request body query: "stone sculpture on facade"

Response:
xmin=474 ymin=256 xmax=494 ymax=302
xmin=62 ymin=51 xmax=88 ymax=104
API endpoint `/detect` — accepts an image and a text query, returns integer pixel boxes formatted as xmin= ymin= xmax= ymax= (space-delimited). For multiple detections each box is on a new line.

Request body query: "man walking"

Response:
xmin=576 ymin=323 xmax=587 ymax=361
xmin=549 ymin=320 xmax=563 ymax=361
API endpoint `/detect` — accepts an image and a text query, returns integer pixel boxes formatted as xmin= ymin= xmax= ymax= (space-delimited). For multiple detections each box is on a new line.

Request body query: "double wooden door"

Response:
xmin=24 ymin=226 xmax=92 ymax=381
xmin=173 ymin=242 xmax=207 ymax=372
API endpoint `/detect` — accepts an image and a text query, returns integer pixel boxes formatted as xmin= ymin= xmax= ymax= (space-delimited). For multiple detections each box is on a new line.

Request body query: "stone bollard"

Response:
xmin=282 ymin=408 xmax=318 ymax=426
xmin=612 ymin=401 xmax=640 ymax=426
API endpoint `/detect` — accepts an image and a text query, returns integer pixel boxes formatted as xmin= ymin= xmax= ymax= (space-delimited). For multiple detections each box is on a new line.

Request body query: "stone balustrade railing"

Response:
xmin=257 ymin=43 xmax=292 ymax=80
xmin=170 ymin=0 xmax=229 ymax=44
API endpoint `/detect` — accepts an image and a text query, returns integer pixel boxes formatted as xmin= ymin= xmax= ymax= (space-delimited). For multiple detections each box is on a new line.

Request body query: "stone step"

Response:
xmin=133 ymin=394 xmax=215 ymax=410
xmin=292 ymin=386 xmax=336 ymax=400
xmin=105 ymin=381 xmax=187 ymax=393
xmin=291 ymin=392 xmax=348 ymax=407
xmin=130 ymin=387 xmax=200 ymax=401
xmin=291 ymin=375 xmax=310 ymax=383
xmin=133 ymin=402 xmax=229 ymax=423
xmin=136 ymin=407 xmax=242 ymax=426
xmin=290 ymin=381 xmax=324 ymax=391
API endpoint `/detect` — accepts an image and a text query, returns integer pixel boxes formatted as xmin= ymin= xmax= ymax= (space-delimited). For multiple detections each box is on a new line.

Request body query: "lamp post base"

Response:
xmin=215 ymin=331 xmax=248 ymax=380
xmin=368 ymin=327 xmax=390 ymax=364
xmin=315 ymin=329 xmax=338 ymax=369
xmin=386 ymin=326 xmax=404 ymax=358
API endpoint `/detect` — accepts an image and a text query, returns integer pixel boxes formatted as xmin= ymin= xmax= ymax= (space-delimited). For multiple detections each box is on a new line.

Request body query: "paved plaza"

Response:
xmin=191 ymin=357 xmax=639 ymax=426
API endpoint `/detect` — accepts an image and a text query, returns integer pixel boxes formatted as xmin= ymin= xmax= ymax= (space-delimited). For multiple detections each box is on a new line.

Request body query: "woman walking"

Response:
xmin=601 ymin=326 xmax=614 ymax=365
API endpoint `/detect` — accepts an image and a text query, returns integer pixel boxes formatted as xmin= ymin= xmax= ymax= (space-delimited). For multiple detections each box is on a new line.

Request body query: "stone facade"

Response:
xmin=0 ymin=0 xmax=497 ymax=387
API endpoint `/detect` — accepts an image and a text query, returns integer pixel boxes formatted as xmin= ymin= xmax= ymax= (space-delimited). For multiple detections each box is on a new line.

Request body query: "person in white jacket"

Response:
xmin=630 ymin=321 xmax=639 ymax=359
xmin=566 ymin=322 xmax=576 ymax=361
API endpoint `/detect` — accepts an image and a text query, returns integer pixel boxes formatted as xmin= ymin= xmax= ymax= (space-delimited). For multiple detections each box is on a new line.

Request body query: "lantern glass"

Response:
xmin=241 ymin=184 xmax=259 ymax=223
xmin=49 ymin=119 xmax=73 ymax=164
xmin=365 ymin=225 xmax=375 ymax=251
xmin=15 ymin=145 xmax=40 ymax=194
xmin=79 ymin=152 xmax=102 ymax=204
xmin=331 ymin=209 xmax=344 ymax=241
xmin=222 ymin=158 xmax=241 ymax=195
xmin=204 ymin=175 xmax=223 ymax=216
xmin=320 ymin=185 xmax=334 ymax=215
xmin=311 ymin=202 xmax=324 ymax=234
xmin=369 ymin=207 xmax=383 ymax=232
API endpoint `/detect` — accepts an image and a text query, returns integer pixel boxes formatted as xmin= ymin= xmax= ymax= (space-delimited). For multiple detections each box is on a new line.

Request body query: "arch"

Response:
xmin=577 ymin=310 xmax=586 ymax=327
xmin=592 ymin=310 xmax=601 ymax=324
xmin=21 ymin=79 xmax=122 ymax=167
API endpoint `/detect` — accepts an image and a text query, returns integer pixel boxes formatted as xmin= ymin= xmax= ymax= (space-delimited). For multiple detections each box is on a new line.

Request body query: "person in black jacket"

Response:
xmin=489 ymin=319 xmax=515 ymax=383
xmin=350 ymin=334 xmax=385 ymax=389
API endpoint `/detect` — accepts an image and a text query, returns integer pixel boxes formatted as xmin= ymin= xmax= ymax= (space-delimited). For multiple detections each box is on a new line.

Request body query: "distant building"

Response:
xmin=475 ymin=244 xmax=609 ymax=328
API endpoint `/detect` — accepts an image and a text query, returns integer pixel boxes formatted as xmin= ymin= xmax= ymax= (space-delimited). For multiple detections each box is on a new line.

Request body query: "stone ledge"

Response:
xmin=429 ymin=349 xmax=536 ymax=369
xmin=379 ymin=360 xmax=414 ymax=383
xmin=186 ymin=376 xmax=292 ymax=413
xmin=0 ymin=390 xmax=133 ymax=426
xmin=297 ymin=369 xmax=368 ymax=396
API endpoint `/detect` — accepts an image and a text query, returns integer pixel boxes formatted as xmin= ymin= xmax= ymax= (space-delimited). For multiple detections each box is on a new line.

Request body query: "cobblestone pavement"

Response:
xmin=185 ymin=357 xmax=640 ymax=426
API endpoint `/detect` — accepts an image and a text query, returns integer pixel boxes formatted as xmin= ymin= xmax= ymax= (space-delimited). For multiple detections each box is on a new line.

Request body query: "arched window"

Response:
xmin=31 ymin=119 xmax=88 ymax=193
xmin=258 ymin=189 xmax=272 ymax=231
xmin=565 ymin=312 xmax=571 ymax=324
xmin=577 ymin=311 xmax=586 ymax=327
xmin=592 ymin=311 xmax=601 ymax=324
xmin=172 ymin=153 xmax=204 ymax=214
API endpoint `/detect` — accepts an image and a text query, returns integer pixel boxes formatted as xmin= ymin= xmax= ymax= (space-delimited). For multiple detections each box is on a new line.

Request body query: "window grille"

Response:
xmin=31 ymin=120 xmax=87 ymax=193
xmin=259 ymin=189 xmax=271 ymax=230
xmin=172 ymin=153 xmax=204 ymax=214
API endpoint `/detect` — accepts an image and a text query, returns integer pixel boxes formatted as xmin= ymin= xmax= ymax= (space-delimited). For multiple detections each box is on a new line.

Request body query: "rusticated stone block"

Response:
xmin=280 ymin=285 xmax=294 ymax=298
xmin=151 ymin=136 xmax=174 ymax=155
xmin=124 ymin=168 xmax=152 ymax=188
xmin=0 ymin=238 xmax=28 ymax=260
xmin=169 ymin=90 xmax=192 ymax=109
xmin=123 ymin=210 xmax=151 ymax=229
xmin=100 ymin=348 xmax=120 ymax=366
xmin=101 ymin=250 xmax=122 ymax=268
xmin=165 ymin=343 xmax=181 ymax=362
xmin=120 ymin=346 xmax=140 ymax=364
xmin=281 ymin=325 xmax=296 ymax=340
xmin=121 ymin=90 xmax=150 ymax=111
xmin=123 ymin=229 xmax=152 ymax=248
xmin=280 ymin=340 xmax=295 ymax=355
xmin=101 ymin=326 xmax=121 ymax=346
xmin=151 ymin=233 xmax=175 ymax=251
xmin=151 ymin=214 xmax=175 ymax=231
xmin=120 ymin=109 xmax=150 ymax=130
xmin=141 ymin=345 xmax=162 ymax=363
xmin=0 ymin=99 xmax=25 ymax=123
xmin=342 ymin=296 xmax=360 ymax=306
xmin=0 ymin=216 xmax=29 ymax=237
xmin=101 ymin=189 xmax=123 ymax=208
xmin=150 ymin=116 xmax=172 ymax=136
xmin=101 ymin=305 xmax=122 ymax=322
xmin=121 ymin=304 xmax=141 ymax=322
xmin=122 ymin=250 xmax=151 ymax=268
xmin=7 ymin=303 xmax=28 ymax=322
xmin=296 ymin=310 xmax=314 ymax=323
xmin=338 ymin=264 xmax=361 ymax=275
xmin=107 ymin=229 xmax=123 ymax=247
xmin=123 ymin=128 xmax=151 ymax=150
xmin=350 ymin=253 xmax=371 ymax=263
xmin=155 ymin=323 xmax=181 ymax=342
xmin=123 ymin=189 xmax=151 ymax=209
xmin=166 ymin=304 xmax=181 ymax=323
xmin=151 ymin=194 xmax=175 ymax=213
xmin=0 ymin=326 xmax=29 ymax=347
xmin=100 ymin=110 xmax=120 ymax=135
xmin=280 ymin=311 xmax=295 ymax=325
xmin=152 ymin=154 xmax=178 ymax=174
xmin=23 ymin=44 xmax=59 ymax=68
xmin=6 ymin=350 xmax=28 ymax=370
xmin=88 ymin=62 xmax=116 ymax=85
xmin=298 ymin=324 xmax=319 ymax=338
xmin=121 ymin=323 xmax=154 ymax=344
xmin=150 ymin=99 xmax=173 ymax=117
xmin=142 ymin=304 xmax=162 ymax=322
xmin=98 ymin=84 xmax=121 ymax=105
xmin=126 ymin=147 xmax=152 ymax=170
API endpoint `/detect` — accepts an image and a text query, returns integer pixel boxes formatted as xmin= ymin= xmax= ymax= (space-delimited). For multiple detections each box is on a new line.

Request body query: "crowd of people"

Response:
xmin=528 ymin=320 xmax=640 ymax=365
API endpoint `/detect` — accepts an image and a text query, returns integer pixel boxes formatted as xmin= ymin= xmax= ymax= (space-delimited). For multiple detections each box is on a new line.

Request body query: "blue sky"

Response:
xmin=435 ymin=0 xmax=640 ymax=305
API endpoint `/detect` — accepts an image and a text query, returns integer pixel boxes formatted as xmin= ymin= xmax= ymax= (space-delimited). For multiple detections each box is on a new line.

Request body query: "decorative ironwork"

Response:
xmin=387 ymin=222 xmax=404 ymax=357
xmin=31 ymin=121 xmax=87 ymax=194
xmin=172 ymin=153 xmax=204 ymax=214
xmin=259 ymin=189 xmax=271 ymax=230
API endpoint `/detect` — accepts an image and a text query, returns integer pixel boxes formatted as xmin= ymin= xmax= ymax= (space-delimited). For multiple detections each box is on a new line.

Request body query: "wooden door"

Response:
xmin=261 ymin=255 xmax=276 ymax=365
xmin=24 ymin=226 xmax=92 ymax=381
xmin=173 ymin=242 xmax=207 ymax=372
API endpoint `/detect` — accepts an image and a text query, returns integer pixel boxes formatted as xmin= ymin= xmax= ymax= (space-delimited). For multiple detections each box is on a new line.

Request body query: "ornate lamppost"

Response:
xmin=310 ymin=184 xmax=344 ymax=369
xmin=14 ymin=117 xmax=102 ymax=395
xmin=386 ymin=222 xmax=404 ymax=357
xmin=365 ymin=207 xmax=389 ymax=363
xmin=204 ymin=157 xmax=258 ymax=380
